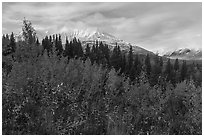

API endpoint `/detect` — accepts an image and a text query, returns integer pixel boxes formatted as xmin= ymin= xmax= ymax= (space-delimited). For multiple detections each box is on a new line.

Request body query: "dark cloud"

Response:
xmin=2 ymin=2 xmax=201 ymax=52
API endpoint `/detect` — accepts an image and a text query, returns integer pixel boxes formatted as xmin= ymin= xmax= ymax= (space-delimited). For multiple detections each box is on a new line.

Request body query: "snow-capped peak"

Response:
xmin=63 ymin=28 xmax=117 ymax=42
xmin=163 ymin=48 xmax=202 ymax=60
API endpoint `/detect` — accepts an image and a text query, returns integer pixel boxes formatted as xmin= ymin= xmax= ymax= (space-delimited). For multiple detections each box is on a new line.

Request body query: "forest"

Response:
xmin=2 ymin=19 xmax=202 ymax=135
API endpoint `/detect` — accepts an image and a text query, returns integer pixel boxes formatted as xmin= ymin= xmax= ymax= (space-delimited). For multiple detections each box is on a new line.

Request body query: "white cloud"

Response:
xmin=2 ymin=2 xmax=202 ymax=51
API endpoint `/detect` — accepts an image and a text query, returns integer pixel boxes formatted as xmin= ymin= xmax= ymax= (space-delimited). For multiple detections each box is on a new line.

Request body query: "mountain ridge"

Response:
xmin=163 ymin=48 xmax=202 ymax=60
xmin=61 ymin=29 xmax=154 ymax=55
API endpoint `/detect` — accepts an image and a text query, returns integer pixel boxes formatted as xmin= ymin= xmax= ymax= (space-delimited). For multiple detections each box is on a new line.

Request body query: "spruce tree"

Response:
xmin=145 ymin=54 xmax=151 ymax=76
xmin=68 ymin=41 xmax=73 ymax=59
xmin=85 ymin=44 xmax=91 ymax=59
xmin=9 ymin=32 xmax=16 ymax=53
xmin=57 ymin=34 xmax=63 ymax=56
xmin=127 ymin=45 xmax=133 ymax=74
xmin=77 ymin=39 xmax=83 ymax=58
xmin=159 ymin=57 xmax=163 ymax=72
xmin=180 ymin=60 xmax=187 ymax=81
xmin=129 ymin=54 xmax=141 ymax=81
xmin=110 ymin=46 xmax=119 ymax=71
xmin=55 ymin=34 xmax=58 ymax=52
xmin=2 ymin=34 xmax=11 ymax=56
xmin=36 ymin=38 xmax=40 ymax=46
xmin=165 ymin=59 xmax=172 ymax=81
xmin=149 ymin=54 xmax=162 ymax=86
xmin=104 ymin=44 xmax=110 ymax=67
xmin=90 ymin=44 xmax=96 ymax=63
xmin=174 ymin=58 xmax=179 ymax=72
xmin=64 ymin=36 xmax=69 ymax=57
xmin=164 ymin=58 xmax=176 ymax=85
xmin=120 ymin=54 xmax=126 ymax=74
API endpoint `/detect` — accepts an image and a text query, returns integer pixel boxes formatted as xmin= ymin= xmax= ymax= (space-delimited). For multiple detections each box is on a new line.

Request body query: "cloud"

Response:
xmin=2 ymin=2 xmax=202 ymax=52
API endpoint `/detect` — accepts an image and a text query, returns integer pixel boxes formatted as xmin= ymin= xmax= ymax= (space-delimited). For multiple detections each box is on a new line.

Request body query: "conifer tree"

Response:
xmin=164 ymin=58 xmax=176 ymax=85
xmin=57 ymin=34 xmax=63 ymax=56
xmin=174 ymin=58 xmax=179 ymax=72
xmin=68 ymin=41 xmax=74 ymax=59
xmin=120 ymin=54 xmax=126 ymax=74
xmin=36 ymin=38 xmax=40 ymax=46
xmin=117 ymin=45 xmax=123 ymax=70
xmin=3 ymin=32 xmax=16 ymax=56
xmin=49 ymin=35 xmax=52 ymax=43
xmin=145 ymin=54 xmax=151 ymax=76
xmin=64 ymin=36 xmax=69 ymax=57
xmin=2 ymin=34 xmax=10 ymax=55
xmin=85 ymin=44 xmax=91 ymax=59
xmin=104 ymin=44 xmax=110 ymax=67
xmin=6 ymin=34 xmax=9 ymax=40
xmin=49 ymin=35 xmax=53 ymax=54
xmin=180 ymin=60 xmax=187 ymax=81
xmin=77 ymin=39 xmax=83 ymax=58
xmin=127 ymin=45 xmax=133 ymax=74
xmin=150 ymin=54 xmax=162 ymax=85
xmin=159 ymin=57 xmax=163 ymax=73
xmin=135 ymin=54 xmax=142 ymax=77
xmin=90 ymin=44 xmax=96 ymax=63
xmin=110 ymin=45 xmax=119 ymax=70
xmin=129 ymin=54 xmax=141 ymax=81
xmin=9 ymin=32 xmax=16 ymax=53
xmin=165 ymin=59 xmax=172 ymax=81
xmin=55 ymin=34 xmax=58 ymax=52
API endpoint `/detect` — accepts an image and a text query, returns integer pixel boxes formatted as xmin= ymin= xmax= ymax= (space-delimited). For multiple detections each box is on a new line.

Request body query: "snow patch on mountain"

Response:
xmin=61 ymin=29 xmax=153 ymax=55
xmin=13 ymin=28 xmax=153 ymax=55
xmin=163 ymin=48 xmax=202 ymax=60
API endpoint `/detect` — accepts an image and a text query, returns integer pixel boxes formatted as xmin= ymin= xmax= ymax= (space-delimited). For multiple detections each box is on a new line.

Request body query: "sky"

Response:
xmin=2 ymin=2 xmax=202 ymax=53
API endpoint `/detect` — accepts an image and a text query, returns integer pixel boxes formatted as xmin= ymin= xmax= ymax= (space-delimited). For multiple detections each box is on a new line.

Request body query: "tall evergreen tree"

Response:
xmin=49 ymin=35 xmax=52 ymax=43
xmin=110 ymin=44 xmax=122 ymax=71
xmin=9 ymin=32 xmax=16 ymax=53
xmin=90 ymin=44 xmax=96 ymax=63
xmin=174 ymin=58 xmax=179 ymax=72
xmin=85 ymin=44 xmax=91 ymax=59
xmin=2 ymin=34 xmax=10 ymax=55
xmin=55 ymin=34 xmax=58 ymax=52
xmin=145 ymin=54 xmax=151 ymax=76
xmin=127 ymin=45 xmax=133 ymax=74
xmin=104 ymin=44 xmax=110 ymax=67
xmin=64 ymin=36 xmax=69 ymax=57
xmin=36 ymin=38 xmax=40 ymax=46
xmin=164 ymin=58 xmax=176 ymax=85
xmin=129 ymin=54 xmax=141 ymax=81
xmin=3 ymin=32 xmax=16 ymax=56
xmin=180 ymin=60 xmax=187 ymax=81
xmin=165 ymin=59 xmax=172 ymax=81
xmin=77 ymin=39 xmax=83 ymax=58
xmin=120 ymin=54 xmax=126 ymax=74
xmin=150 ymin=54 xmax=162 ymax=86
xmin=110 ymin=46 xmax=119 ymax=71
xmin=57 ymin=34 xmax=63 ymax=56
xmin=68 ymin=41 xmax=74 ymax=59
xmin=159 ymin=57 xmax=163 ymax=72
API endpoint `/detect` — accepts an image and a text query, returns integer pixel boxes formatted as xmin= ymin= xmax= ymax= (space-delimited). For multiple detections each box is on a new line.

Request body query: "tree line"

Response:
xmin=3 ymin=28 xmax=202 ymax=87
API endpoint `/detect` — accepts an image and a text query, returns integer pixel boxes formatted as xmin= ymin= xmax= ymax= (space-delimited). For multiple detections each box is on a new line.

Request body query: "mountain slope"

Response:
xmin=13 ymin=29 xmax=154 ymax=55
xmin=64 ymin=29 xmax=154 ymax=55
xmin=163 ymin=48 xmax=202 ymax=60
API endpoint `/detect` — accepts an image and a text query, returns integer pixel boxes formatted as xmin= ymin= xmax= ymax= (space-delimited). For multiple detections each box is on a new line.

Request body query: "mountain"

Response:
xmin=13 ymin=29 xmax=153 ymax=55
xmin=163 ymin=48 xmax=202 ymax=60
xmin=62 ymin=29 xmax=154 ymax=55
